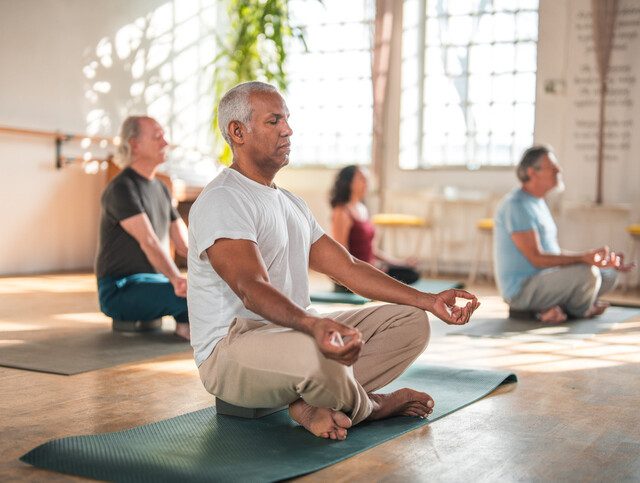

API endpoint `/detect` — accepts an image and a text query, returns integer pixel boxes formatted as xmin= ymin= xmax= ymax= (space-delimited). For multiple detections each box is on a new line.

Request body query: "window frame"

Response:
xmin=284 ymin=0 xmax=376 ymax=169
xmin=399 ymin=0 xmax=540 ymax=171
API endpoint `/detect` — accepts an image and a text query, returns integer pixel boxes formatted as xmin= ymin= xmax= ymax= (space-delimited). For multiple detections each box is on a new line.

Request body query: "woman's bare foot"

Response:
xmin=288 ymin=399 xmax=352 ymax=440
xmin=584 ymin=300 xmax=610 ymax=318
xmin=367 ymin=388 xmax=434 ymax=421
xmin=174 ymin=322 xmax=190 ymax=341
xmin=536 ymin=306 xmax=567 ymax=324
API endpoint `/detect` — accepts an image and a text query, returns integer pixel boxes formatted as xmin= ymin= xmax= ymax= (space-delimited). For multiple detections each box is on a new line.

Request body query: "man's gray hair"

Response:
xmin=115 ymin=116 xmax=149 ymax=168
xmin=217 ymin=81 xmax=279 ymax=146
xmin=516 ymin=145 xmax=552 ymax=183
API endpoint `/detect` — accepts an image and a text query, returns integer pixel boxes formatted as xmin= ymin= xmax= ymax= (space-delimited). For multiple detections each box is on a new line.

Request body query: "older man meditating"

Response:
xmin=493 ymin=145 xmax=634 ymax=323
xmin=187 ymin=81 xmax=480 ymax=440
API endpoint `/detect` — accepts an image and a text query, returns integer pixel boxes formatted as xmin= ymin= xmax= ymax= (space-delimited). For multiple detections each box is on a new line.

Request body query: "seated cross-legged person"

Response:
xmin=95 ymin=116 xmax=190 ymax=339
xmin=188 ymin=81 xmax=480 ymax=441
xmin=330 ymin=165 xmax=420 ymax=292
xmin=493 ymin=145 xmax=635 ymax=323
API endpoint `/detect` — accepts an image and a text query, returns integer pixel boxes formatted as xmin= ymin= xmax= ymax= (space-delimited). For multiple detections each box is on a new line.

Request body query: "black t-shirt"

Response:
xmin=95 ymin=167 xmax=179 ymax=279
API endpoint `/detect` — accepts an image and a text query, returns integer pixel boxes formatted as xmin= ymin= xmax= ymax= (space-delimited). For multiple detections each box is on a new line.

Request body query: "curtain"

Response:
xmin=591 ymin=0 xmax=619 ymax=204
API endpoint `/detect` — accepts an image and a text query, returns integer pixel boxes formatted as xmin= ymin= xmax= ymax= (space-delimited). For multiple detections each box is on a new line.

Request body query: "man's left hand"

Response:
xmin=427 ymin=289 xmax=480 ymax=325
xmin=611 ymin=252 xmax=636 ymax=272
xmin=595 ymin=250 xmax=636 ymax=272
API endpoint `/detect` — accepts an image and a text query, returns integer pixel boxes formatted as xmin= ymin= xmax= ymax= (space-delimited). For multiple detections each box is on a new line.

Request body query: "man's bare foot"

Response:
xmin=288 ymin=399 xmax=352 ymax=440
xmin=536 ymin=306 xmax=567 ymax=324
xmin=174 ymin=322 xmax=190 ymax=341
xmin=584 ymin=300 xmax=610 ymax=318
xmin=367 ymin=388 xmax=434 ymax=421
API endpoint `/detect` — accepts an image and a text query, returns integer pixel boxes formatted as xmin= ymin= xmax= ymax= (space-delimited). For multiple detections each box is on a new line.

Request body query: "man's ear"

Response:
xmin=228 ymin=121 xmax=244 ymax=144
xmin=128 ymin=138 xmax=138 ymax=156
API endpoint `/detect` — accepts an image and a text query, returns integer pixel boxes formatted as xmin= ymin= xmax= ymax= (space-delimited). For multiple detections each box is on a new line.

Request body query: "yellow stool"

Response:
xmin=624 ymin=224 xmax=640 ymax=290
xmin=372 ymin=213 xmax=428 ymax=228
xmin=468 ymin=218 xmax=494 ymax=284
xmin=372 ymin=213 xmax=437 ymax=275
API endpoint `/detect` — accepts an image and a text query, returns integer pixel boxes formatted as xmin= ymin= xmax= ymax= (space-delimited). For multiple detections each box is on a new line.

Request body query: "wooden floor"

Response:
xmin=1 ymin=272 xmax=640 ymax=481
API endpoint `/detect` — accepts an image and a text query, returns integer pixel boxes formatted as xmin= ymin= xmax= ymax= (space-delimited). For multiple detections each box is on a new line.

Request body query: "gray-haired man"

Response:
xmin=188 ymin=81 xmax=480 ymax=441
xmin=95 ymin=116 xmax=190 ymax=339
xmin=493 ymin=145 xmax=634 ymax=323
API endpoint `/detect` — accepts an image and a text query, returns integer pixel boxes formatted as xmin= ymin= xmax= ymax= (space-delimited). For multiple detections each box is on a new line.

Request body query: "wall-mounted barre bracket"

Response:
xmin=0 ymin=125 xmax=115 ymax=170
xmin=1 ymin=123 xmax=215 ymax=172
xmin=55 ymin=134 xmax=74 ymax=169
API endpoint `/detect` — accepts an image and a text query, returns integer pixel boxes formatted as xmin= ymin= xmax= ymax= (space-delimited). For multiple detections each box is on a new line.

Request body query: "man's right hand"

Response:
xmin=171 ymin=276 xmax=187 ymax=298
xmin=309 ymin=317 xmax=364 ymax=366
xmin=584 ymin=246 xmax=612 ymax=267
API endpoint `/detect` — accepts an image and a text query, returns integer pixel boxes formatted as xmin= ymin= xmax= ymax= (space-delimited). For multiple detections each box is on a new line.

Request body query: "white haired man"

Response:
xmin=494 ymin=145 xmax=635 ymax=323
xmin=95 ymin=116 xmax=189 ymax=339
xmin=188 ymin=81 xmax=480 ymax=440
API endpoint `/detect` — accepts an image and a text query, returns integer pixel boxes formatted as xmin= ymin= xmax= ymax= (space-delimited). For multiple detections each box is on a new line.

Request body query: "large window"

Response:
xmin=286 ymin=0 xmax=374 ymax=167
xmin=400 ymin=0 xmax=539 ymax=169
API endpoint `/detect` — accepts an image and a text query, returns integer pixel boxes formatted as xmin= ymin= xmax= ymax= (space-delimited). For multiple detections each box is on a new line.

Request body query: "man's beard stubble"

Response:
xmin=553 ymin=175 xmax=566 ymax=194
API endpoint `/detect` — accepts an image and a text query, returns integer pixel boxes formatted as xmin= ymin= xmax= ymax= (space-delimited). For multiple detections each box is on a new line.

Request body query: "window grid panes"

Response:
xmin=400 ymin=0 xmax=539 ymax=169
xmin=286 ymin=0 xmax=374 ymax=167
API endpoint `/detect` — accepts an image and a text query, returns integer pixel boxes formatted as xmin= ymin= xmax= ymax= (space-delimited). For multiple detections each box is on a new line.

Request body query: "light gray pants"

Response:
xmin=509 ymin=265 xmax=619 ymax=317
xmin=198 ymin=304 xmax=430 ymax=425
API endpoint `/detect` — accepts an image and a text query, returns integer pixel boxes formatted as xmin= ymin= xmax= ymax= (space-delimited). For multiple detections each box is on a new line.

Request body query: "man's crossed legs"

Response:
xmin=198 ymin=304 xmax=432 ymax=440
xmin=509 ymin=265 xmax=618 ymax=323
xmin=98 ymin=273 xmax=190 ymax=339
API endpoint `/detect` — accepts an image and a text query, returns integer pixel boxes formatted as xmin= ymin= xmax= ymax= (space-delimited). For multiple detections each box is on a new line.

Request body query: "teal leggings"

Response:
xmin=98 ymin=273 xmax=188 ymax=323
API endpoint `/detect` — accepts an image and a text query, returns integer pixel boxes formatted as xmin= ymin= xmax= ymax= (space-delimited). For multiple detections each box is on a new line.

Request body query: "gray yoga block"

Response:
xmin=215 ymin=398 xmax=286 ymax=419
xmin=112 ymin=318 xmax=163 ymax=332
xmin=508 ymin=308 xmax=536 ymax=320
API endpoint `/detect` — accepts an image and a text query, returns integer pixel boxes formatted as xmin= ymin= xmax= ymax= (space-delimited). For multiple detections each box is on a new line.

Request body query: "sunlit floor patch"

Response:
xmin=0 ymin=339 xmax=26 ymax=347
xmin=53 ymin=312 xmax=112 ymax=324
xmin=123 ymin=358 xmax=197 ymax=375
xmin=0 ymin=322 xmax=47 ymax=332
xmin=519 ymin=357 xmax=622 ymax=372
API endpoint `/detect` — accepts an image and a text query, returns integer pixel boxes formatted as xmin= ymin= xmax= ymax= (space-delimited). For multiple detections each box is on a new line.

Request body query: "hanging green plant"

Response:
xmin=211 ymin=0 xmax=311 ymax=165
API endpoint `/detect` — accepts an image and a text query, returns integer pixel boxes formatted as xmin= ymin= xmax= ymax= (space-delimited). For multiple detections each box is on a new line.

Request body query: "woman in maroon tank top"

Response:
xmin=329 ymin=166 xmax=419 ymax=291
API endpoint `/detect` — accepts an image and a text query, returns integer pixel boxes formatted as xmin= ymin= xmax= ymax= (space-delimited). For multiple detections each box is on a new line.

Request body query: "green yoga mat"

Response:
xmin=21 ymin=364 xmax=515 ymax=482
xmin=449 ymin=306 xmax=640 ymax=341
xmin=310 ymin=278 xmax=464 ymax=304
xmin=0 ymin=324 xmax=190 ymax=375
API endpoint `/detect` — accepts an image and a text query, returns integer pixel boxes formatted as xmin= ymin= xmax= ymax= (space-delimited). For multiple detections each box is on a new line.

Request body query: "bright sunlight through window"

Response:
xmin=400 ymin=0 xmax=539 ymax=169
xmin=286 ymin=0 xmax=374 ymax=167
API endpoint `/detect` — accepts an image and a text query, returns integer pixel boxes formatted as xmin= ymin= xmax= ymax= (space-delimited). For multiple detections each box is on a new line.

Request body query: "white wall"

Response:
xmin=0 ymin=133 xmax=105 ymax=274
xmin=535 ymin=0 xmax=640 ymax=257
xmin=0 ymin=0 xmax=217 ymax=274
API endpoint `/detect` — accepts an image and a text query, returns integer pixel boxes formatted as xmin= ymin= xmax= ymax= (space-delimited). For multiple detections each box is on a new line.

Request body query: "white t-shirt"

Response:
xmin=187 ymin=168 xmax=325 ymax=366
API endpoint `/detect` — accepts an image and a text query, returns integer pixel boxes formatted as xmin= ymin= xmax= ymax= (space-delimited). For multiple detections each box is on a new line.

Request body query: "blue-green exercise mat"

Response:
xmin=449 ymin=306 xmax=640 ymax=341
xmin=21 ymin=364 xmax=515 ymax=482
xmin=310 ymin=278 xmax=464 ymax=304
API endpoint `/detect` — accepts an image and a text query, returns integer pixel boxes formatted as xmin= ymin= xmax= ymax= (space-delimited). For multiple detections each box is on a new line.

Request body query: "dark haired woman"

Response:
xmin=329 ymin=165 xmax=420 ymax=291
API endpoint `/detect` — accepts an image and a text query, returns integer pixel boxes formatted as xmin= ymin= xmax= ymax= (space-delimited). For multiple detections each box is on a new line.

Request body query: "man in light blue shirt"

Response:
xmin=494 ymin=145 xmax=634 ymax=323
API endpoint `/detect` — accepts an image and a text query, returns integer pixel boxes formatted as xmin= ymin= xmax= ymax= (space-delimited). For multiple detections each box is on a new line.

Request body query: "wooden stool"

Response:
xmin=468 ymin=218 xmax=494 ymax=284
xmin=624 ymin=224 xmax=640 ymax=290
xmin=215 ymin=398 xmax=286 ymax=419
xmin=112 ymin=318 xmax=162 ymax=332
xmin=372 ymin=213 xmax=437 ymax=275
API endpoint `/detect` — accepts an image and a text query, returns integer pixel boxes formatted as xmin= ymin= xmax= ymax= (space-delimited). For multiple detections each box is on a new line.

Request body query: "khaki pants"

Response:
xmin=198 ymin=304 xmax=430 ymax=425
